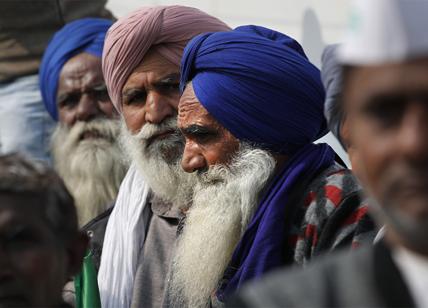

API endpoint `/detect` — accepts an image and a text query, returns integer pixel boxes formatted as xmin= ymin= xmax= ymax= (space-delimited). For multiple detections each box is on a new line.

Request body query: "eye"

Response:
xmin=2 ymin=226 xmax=42 ymax=252
xmin=364 ymin=95 xmax=405 ymax=128
xmin=58 ymin=93 xmax=80 ymax=109
xmin=158 ymin=83 xmax=180 ymax=94
xmin=123 ymin=90 xmax=147 ymax=106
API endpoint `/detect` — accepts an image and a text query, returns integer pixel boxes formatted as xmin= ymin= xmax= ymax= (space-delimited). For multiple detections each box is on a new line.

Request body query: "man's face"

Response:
xmin=178 ymin=83 xmax=240 ymax=173
xmin=121 ymin=49 xmax=181 ymax=135
xmin=0 ymin=194 xmax=69 ymax=307
xmin=57 ymin=52 xmax=117 ymax=126
xmin=119 ymin=51 xmax=196 ymax=206
xmin=345 ymin=58 xmax=428 ymax=252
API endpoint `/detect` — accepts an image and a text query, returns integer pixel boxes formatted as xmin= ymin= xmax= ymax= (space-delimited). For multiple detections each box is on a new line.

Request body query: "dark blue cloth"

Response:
xmin=180 ymin=25 xmax=336 ymax=300
xmin=39 ymin=18 xmax=112 ymax=120
xmin=217 ymin=143 xmax=335 ymax=300
xmin=180 ymin=25 xmax=328 ymax=154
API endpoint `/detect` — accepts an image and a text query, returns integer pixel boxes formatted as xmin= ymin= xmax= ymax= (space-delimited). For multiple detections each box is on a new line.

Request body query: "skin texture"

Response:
xmin=178 ymin=83 xmax=241 ymax=173
xmin=121 ymin=49 xmax=181 ymax=134
xmin=57 ymin=52 xmax=117 ymax=126
xmin=344 ymin=58 xmax=428 ymax=255
xmin=0 ymin=193 xmax=87 ymax=307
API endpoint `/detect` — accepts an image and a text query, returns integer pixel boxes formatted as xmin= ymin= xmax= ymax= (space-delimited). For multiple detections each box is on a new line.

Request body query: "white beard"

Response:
xmin=51 ymin=118 xmax=128 ymax=226
xmin=120 ymin=117 xmax=196 ymax=208
xmin=169 ymin=144 xmax=276 ymax=307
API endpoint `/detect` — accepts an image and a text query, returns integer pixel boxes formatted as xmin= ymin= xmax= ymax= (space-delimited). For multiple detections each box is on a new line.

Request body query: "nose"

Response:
xmin=145 ymin=92 xmax=175 ymax=124
xmin=181 ymin=143 xmax=207 ymax=173
xmin=398 ymin=102 xmax=428 ymax=161
xmin=76 ymin=94 xmax=100 ymax=122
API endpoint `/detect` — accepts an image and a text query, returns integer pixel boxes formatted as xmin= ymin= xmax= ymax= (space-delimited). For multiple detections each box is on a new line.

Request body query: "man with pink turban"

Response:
xmin=97 ymin=6 xmax=229 ymax=308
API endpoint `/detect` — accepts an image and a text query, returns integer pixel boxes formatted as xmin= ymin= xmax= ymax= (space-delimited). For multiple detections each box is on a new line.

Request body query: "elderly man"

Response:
xmin=98 ymin=6 xmax=230 ymax=308
xmin=229 ymin=0 xmax=428 ymax=307
xmin=0 ymin=154 xmax=87 ymax=307
xmin=175 ymin=25 xmax=375 ymax=306
xmin=39 ymin=18 xmax=128 ymax=232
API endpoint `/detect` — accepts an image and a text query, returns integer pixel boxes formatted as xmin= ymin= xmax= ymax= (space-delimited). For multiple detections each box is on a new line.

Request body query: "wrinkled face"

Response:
xmin=344 ymin=58 xmax=428 ymax=252
xmin=0 ymin=193 xmax=68 ymax=307
xmin=178 ymin=83 xmax=240 ymax=173
xmin=57 ymin=52 xmax=117 ymax=126
xmin=121 ymin=49 xmax=181 ymax=135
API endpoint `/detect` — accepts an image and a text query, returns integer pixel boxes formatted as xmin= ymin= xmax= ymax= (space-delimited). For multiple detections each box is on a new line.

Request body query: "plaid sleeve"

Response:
xmin=292 ymin=164 xmax=377 ymax=266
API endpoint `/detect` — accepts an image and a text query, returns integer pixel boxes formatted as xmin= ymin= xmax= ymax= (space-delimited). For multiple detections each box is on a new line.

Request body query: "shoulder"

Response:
xmin=294 ymin=163 xmax=377 ymax=262
xmin=229 ymin=245 xmax=377 ymax=308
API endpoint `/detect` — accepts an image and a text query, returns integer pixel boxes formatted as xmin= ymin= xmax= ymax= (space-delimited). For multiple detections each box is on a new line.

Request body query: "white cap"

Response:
xmin=339 ymin=0 xmax=428 ymax=65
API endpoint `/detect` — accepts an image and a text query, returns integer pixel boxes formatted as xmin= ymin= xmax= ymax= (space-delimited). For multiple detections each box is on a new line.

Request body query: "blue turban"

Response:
xmin=39 ymin=18 xmax=113 ymax=120
xmin=180 ymin=25 xmax=327 ymax=155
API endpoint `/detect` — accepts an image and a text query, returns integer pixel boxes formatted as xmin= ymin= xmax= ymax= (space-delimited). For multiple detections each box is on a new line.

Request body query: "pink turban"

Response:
xmin=102 ymin=5 xmax=230 ymax=112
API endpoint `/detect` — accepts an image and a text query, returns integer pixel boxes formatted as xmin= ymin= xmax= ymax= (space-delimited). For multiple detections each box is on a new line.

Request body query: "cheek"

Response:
xmin=349 ymin=120 xmax=394 ymax=195
xmin=204 ymin=138 xmax=240 ymax=166
xmin=13 ymin=248 xmax=65 ymax=302
xmin=58 ymin=109 xmax=74 ymax=126
xmin=123 ymin=106 xmax=146 ymax=134
xmin=100 ymin=102 xmax=119 ymax=119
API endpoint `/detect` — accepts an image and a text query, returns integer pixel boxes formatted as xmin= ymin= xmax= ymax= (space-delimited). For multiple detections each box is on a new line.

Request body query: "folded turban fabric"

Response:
xmin=102 ymin=5 xmax=230 ymax=112
xmin=180 ymin=25 xmax=328 ymax=155
xmin=39 ymin=18 xmax=113 ymax=121
xmin=321 ymin=44 xmax=346 ymax=149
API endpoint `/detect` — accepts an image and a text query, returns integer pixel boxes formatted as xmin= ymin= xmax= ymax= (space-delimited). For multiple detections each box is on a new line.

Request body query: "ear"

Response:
xmin=66 ymin=231 xmax=89 ymax=277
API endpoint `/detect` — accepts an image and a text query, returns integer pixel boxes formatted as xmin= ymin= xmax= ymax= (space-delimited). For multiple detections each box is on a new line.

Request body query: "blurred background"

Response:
xmin=107 ymin=0 xmax=351 ymax=164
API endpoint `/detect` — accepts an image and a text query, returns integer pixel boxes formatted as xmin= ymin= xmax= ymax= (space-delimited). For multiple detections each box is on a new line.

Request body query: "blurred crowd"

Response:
xmin=0 ymin=0 xmax=427 ymax=307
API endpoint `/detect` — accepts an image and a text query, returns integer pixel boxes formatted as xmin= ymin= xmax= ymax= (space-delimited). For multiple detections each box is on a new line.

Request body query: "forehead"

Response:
xmin=344 ymin=58 xmax=428 ymax=109
xmin=178 ymin=84 xmax=215 ymax=127
xmin=0 ymin=193 xmax=46 ymax=227
xmin=123 ymin=49 xmax=179 ymax=90
xmin=58 ymin=52 xmax=103 ymax=92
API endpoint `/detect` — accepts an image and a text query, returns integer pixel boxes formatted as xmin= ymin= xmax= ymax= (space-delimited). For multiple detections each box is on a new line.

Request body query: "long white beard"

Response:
xmin=169 ymin=145 xmax=276 ymax=307
xmin=51 ymin=119 xmax=128 ymax=226
xmin=120 ymin=117 xmax=196 ymax=208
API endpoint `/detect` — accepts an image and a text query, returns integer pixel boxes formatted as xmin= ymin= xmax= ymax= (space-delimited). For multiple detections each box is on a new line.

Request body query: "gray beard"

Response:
xmin=371 ymin=197 xmax=428 ymax=252
xmin=168 ymin=144 xmax=276 ymax=307
xmin=51 ymin=119 xmax=128 ymax=226
xmin=119 ymin=117 xmax=197 ymax=208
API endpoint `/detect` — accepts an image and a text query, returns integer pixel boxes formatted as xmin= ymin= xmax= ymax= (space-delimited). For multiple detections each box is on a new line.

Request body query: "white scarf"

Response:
xmin=98 ymin=164 xmax=151 ymax=308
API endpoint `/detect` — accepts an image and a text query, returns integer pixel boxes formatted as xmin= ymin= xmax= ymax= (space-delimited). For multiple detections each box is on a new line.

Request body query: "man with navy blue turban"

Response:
xmin=171 ymin=25 xmax=376 ymax=307
xmin=39 ymin=18 xmax=128 ymax=235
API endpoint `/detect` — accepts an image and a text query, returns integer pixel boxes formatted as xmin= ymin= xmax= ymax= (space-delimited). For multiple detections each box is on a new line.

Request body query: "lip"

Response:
xmin=146 ymin=129 xmax=175 ymax=147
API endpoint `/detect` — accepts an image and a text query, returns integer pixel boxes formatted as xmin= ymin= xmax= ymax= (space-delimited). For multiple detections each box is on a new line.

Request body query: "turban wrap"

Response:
xmin=180 ymin=25 xmax=337 ymax=300
xmin=321 ymin=44 xmax=346 ymax=149
xmin=102 ymin=5 xmax=230 ymax=112
xmin=180 ymin=25 xmax=328 ymax=155
xmin=39 ymin=18 xmax=113 ymax=121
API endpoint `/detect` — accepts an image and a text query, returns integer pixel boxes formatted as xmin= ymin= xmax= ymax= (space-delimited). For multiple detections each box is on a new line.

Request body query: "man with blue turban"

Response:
xmin=171 ymin=25 xmax=376 ymax=306
xmin=39 ymin=18 xmax=128 ymax=251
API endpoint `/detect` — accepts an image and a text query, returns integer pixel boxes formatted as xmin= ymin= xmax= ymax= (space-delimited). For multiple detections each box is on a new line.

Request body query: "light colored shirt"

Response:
xmin=393 ymin=247 xmax=428 ymax=308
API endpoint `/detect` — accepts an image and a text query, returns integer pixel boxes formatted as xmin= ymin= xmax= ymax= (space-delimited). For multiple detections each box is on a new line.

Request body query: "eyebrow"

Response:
xmin=180 ymin=124 xmax=217 ymax=136
xmin=153 ymin=73 xmax=180 ymax=87
xmin=57 ymin=83 xmax=107 ymax=103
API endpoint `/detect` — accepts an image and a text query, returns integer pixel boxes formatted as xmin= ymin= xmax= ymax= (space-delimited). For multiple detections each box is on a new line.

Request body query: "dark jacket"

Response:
xmin=229 ymin=241 xmax=415 ymax=308
xmin=82 ymin=206 xmax=113 ymax=272
xmin=0 ymin=0 xmax=113 ymax=82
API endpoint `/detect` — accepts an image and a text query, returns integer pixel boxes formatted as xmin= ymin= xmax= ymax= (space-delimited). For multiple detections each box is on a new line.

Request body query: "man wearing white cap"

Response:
xmin=229 ymin=0 xmax=428 ymax=307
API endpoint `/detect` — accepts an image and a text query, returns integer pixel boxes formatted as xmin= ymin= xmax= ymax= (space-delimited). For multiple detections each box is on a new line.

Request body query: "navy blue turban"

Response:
xmin=180 ymin=25 xmax=328 ymax=155
xmin=39 ymin=18 xmax=113 ymax=120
